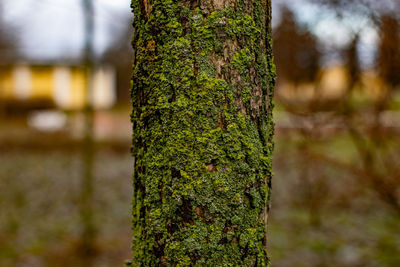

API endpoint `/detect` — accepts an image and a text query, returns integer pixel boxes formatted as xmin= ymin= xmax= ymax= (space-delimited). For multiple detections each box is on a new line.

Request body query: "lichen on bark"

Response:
xmin=130 ymin=0 xmax=275 ymax=266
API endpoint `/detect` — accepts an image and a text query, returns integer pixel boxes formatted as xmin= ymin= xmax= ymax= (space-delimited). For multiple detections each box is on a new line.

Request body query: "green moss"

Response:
xmin=130 ymin=0 xmax=275 ymax=266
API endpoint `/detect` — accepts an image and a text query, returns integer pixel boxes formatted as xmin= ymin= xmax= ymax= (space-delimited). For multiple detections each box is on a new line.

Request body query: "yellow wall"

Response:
xmin=0 ymin=65 xmax=87 ymax=109
xmin=0 ymin=64 xmax=115 ymax=110
xmin=30 ymin=66 xmax=54 ymax=99
xmin=0 ymin=67 xmax=14 ymax=99
xmin=69 ymin=67 xmax=87 ymax=109
xmin=278 ymin=66 xmax=387 ymax=101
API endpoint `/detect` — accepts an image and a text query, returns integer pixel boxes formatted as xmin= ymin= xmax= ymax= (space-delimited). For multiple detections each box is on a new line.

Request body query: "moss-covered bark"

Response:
xmin=130 ymin=0 xmax=275 ymax=266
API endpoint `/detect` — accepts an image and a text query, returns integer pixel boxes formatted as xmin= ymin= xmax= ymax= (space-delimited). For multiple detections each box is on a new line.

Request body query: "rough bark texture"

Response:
xmin=130 ymin=0 xmax=275 ymax=266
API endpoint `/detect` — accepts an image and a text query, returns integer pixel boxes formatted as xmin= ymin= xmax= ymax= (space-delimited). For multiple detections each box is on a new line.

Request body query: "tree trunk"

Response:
xmin=130 ymin=0 xmax=275 ymax=265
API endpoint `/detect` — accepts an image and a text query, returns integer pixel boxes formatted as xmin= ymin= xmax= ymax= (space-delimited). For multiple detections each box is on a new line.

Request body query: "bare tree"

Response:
xmin=273 ymin=5 xmax=320 ymax=87
xmin=377 ymin=14 xmax=400 ymax=91
xmin=102 ymin=17 xmax=134 ymax=103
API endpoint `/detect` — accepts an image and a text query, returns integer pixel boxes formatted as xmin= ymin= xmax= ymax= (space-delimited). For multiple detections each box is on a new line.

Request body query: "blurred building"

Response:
xmin=0 ymin=63 xmax=116 ymax=110
xmin=277 ymin=65 xmax=387 ymax=102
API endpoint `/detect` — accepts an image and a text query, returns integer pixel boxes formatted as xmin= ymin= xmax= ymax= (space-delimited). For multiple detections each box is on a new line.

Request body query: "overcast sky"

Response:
xmin=2 ymin=0 xmax=132 ymax=60
xmin=2 ymin=0 xmax=377 ymax=65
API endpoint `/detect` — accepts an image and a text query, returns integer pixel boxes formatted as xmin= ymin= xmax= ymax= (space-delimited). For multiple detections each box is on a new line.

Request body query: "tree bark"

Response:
xmin=130 ymin=0 xmax=275 ymax=265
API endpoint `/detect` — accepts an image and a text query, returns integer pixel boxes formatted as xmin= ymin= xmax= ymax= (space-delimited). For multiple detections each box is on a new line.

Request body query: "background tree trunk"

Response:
xmin=79 ymin=0 xmax=97 ymax=264
xmin=130 ymin=0 xmax=275 ymax=265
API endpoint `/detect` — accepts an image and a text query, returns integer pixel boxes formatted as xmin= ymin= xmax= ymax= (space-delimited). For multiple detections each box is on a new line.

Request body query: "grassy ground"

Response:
xmin=0 ymin=145 xmax=132 ymax=267
xmin=270 ymin=133 xmax=400 ymax=267
xmin=0 ymin=115 xmax=399 ymax=266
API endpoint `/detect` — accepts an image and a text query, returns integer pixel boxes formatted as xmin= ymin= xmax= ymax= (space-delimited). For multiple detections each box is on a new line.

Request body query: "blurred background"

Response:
xmin=0 ymin=0 xmax=399 ymax=266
